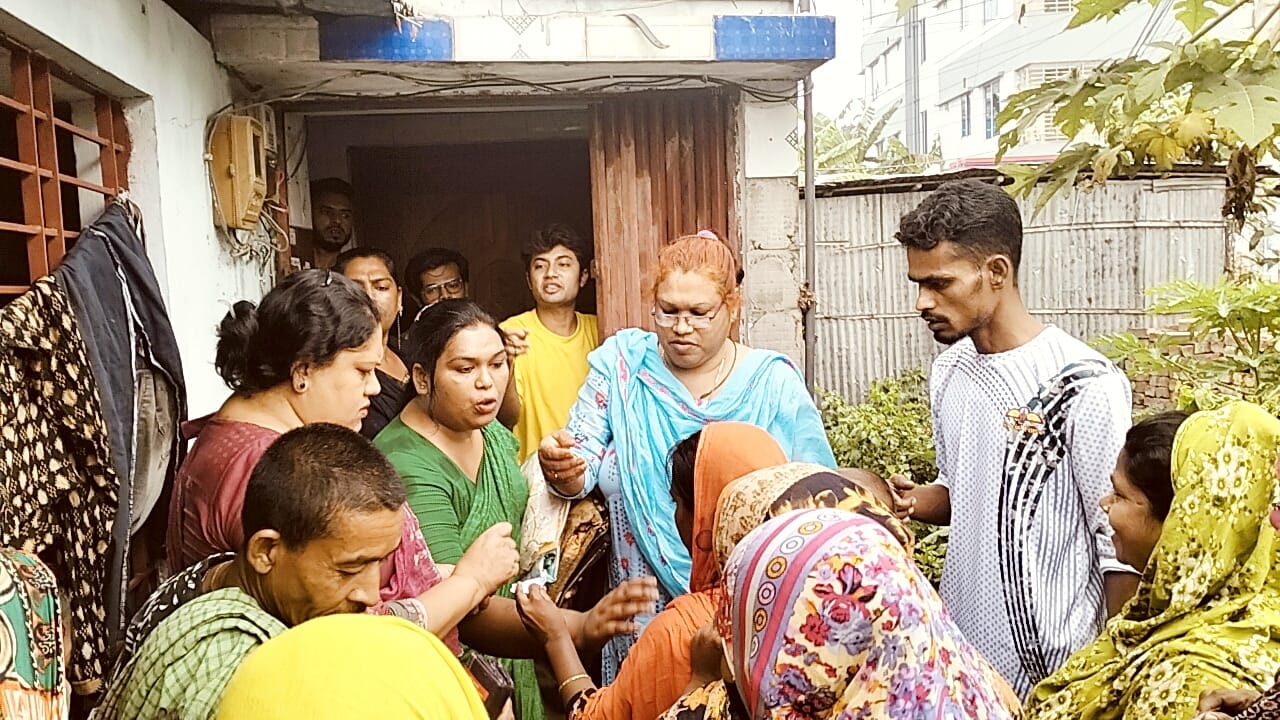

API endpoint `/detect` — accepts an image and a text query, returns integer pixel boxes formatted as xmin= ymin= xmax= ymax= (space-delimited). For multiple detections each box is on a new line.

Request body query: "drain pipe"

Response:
xmin=799 ymin=0 xmax=817 ymax=395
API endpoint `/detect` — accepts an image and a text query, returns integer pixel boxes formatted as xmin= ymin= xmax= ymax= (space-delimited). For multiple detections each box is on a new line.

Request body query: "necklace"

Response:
xmin=698 ymin=341 xmax=738 ymax=402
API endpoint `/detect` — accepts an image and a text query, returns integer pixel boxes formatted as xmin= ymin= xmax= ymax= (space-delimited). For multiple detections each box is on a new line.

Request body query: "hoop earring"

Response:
xmin=294 ymin=379 xmax=308 ymax=393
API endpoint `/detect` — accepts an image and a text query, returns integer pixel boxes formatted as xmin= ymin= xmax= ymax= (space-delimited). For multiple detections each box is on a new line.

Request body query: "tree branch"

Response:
xmin=1189 ymin=0 xmax=1252 ymax=43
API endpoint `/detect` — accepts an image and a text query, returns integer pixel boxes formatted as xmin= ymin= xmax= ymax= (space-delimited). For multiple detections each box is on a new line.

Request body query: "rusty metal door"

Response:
xmin=589 ymin=90 xmax=737 ymax=336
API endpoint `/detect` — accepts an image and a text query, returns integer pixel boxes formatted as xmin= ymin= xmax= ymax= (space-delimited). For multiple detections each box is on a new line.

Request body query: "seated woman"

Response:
xmin=722 ymin=508 xmax=1016 ymax=719
xmin=538 ymin=231 xmax=836 ymax=680
xmin=527 ymin=422 xmax=789 ymax=720
xmin=1028 ymin=402 xmax=1280 ymax=720
xmin=216 ymin=614 xmax=485 ymax=720
xmin=334 ymin=248 xmax=412 ymax=439
xmin=0 ymin=548 xmax=66 ymax=720
xmin=374 ymin=299 xmax=548 ymax=720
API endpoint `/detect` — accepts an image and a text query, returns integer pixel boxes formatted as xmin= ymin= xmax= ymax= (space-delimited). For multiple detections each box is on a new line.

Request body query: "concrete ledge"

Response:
xmin=211 ymin=14 xmax=320 ymax=63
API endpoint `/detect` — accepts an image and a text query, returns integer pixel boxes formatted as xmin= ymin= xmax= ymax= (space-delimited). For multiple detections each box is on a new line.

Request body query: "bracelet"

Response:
xmin=558 ymin=673 xmax=591 ymax=693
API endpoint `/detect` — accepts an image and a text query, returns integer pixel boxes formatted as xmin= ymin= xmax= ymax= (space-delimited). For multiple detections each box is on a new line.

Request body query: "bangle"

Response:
xmin=558 ymin=673 xmax=591 ymax=693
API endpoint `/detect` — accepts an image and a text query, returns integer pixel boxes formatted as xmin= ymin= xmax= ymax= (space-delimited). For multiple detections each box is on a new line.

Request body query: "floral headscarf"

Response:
xmin=1028 ymin=401 xmax=1280 ymax=720
xmin=713 ymin=463 xmax=914 ymax=574
xmin=722 ymin=509 xmax=1019 ymax=719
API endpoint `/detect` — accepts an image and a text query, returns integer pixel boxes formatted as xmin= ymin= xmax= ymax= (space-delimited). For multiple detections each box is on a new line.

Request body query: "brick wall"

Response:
xmin=1123 ymin=326 xmax=1258 ymax=412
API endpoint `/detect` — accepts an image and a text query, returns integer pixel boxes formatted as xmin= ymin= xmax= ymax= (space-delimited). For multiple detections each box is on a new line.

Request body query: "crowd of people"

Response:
xmin=6 ymin=177 xmax=1280 ymax=720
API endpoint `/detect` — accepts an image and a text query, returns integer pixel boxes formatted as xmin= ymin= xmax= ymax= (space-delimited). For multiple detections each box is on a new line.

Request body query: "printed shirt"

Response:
xmin=501 ymin=310 xmax=599 ymax=461
xmin=930 ymin=326 xmax=1133 ymax=697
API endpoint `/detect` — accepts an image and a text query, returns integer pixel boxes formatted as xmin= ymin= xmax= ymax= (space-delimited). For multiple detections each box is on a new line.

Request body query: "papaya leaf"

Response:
xmin=996 ymin=163 xmax=1045 ymax=200
xmin=1067 ymin=0 xmax=1152 ymax=28
xmin=1192 ymin=74 xmax=1280 ymax=148
xmin=1173 ymin=0 xmax=1219 ymax=34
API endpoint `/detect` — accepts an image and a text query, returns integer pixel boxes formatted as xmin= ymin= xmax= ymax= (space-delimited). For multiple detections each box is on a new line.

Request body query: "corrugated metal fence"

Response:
xmin=811 ymin=174 xmax=1229 ymax=401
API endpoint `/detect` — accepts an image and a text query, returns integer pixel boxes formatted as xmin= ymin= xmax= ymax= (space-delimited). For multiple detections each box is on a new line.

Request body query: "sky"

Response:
xmin=810 ymin=1 xmax=867 ymax=117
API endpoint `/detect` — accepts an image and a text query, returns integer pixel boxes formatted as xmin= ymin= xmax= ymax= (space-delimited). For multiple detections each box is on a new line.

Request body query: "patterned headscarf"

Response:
xmin=1028 ymin=401 xmax=1280 ymax=720
xmin=722 ymin=509 xmax=1020 ymax=719
xmin=0 ymin=548 xmax=66 ymax=720
xmin=713 ymin=463 xmax=914 ymax=574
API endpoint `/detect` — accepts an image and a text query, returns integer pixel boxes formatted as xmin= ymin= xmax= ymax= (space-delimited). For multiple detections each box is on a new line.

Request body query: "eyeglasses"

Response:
xmin=422 ymin=278 xmax=465 ymax=301
xmin=652 ymin=303 xmax=724 ymax=329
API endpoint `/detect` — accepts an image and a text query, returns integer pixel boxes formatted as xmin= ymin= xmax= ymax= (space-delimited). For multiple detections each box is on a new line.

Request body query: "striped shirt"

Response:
xmin=930 ymin=326 xmax=1133 ymax=697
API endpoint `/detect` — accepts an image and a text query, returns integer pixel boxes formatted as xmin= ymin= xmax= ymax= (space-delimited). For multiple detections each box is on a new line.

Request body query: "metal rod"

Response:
xmin=800 ymin=0 xmax=817 ymax=396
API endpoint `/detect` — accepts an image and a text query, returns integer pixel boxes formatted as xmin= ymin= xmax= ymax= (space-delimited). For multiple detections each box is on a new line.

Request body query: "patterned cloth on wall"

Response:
xmin=0 ymin=547 xmax=68 ymax=719
xmin=0 ymin=277 xmax=118 ymax=693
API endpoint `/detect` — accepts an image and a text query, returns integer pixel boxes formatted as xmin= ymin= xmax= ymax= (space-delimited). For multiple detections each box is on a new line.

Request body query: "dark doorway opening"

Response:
xmin=349 ymin=139 xmax=595 ymax=323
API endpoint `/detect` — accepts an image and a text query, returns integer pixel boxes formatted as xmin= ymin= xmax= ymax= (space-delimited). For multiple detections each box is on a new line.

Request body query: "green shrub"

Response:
xmin=820 ymin=370 xmax=948 ymax=583
xmin=1094 ymin=275 xmax=1280 ymax=415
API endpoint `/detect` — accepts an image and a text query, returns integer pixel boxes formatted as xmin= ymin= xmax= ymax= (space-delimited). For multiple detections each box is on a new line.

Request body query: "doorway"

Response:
xmin=349 ymin=139 xmax=594 ymax=322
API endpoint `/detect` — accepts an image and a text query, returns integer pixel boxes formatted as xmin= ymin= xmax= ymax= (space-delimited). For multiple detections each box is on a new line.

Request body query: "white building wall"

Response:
xmin=860 ymin=0 xmax=1190 ymax=167
xmin=0 ymin=0 xmax=266 ymax=416
xmin=739 ymin=85 xmax=805 ymax=362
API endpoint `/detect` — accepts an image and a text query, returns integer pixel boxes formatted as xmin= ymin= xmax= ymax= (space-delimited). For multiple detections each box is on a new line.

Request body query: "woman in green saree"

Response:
xmin=375 ymin=299 xmax=537 ymax=720
xmin=1027 ymin=401 xmax=1280 ymax=720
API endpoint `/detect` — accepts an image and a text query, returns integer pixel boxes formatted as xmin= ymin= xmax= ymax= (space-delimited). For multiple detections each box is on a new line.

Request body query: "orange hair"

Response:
xmin=651 ymin=231 xmax=742 ymax=302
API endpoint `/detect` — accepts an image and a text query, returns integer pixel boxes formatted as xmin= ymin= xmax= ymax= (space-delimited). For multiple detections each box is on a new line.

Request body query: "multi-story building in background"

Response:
xmin=859 ymin=0 xmax=1186 ymax=168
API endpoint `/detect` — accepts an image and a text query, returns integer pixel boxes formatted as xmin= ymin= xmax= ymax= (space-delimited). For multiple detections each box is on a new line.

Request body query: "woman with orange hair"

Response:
xmin=538 ymin=232 xmax=834 ymax=681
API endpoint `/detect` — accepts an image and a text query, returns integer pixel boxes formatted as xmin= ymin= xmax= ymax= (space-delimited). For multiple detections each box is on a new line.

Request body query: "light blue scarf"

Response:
xmin=594 ymin=329 xmax=835 ymax=596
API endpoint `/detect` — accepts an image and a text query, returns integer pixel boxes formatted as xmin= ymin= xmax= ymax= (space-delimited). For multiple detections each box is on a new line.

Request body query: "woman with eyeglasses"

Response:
xmin=537 ymin=231 xmax=835 ymax=683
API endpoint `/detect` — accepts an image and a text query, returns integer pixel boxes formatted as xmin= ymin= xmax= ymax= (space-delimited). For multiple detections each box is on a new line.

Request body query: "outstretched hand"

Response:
xmin=580 ymin=576 xmax=660 ymax=647
xmin=538 ymin=430 xmax=586 ymax=489
xmin=515 ymin=583 xmax=572 ymax=646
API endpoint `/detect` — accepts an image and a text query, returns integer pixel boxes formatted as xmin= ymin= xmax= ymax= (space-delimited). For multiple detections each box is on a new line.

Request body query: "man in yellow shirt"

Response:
xmin=502 ymin=224 xmax=599 ymax=461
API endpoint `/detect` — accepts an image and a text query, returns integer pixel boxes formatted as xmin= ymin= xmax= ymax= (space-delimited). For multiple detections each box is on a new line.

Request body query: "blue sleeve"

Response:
xmin=557 ymin=367 xmax=612 ymax=500
xmin=772 ymin=361 xmax=836 ymax=467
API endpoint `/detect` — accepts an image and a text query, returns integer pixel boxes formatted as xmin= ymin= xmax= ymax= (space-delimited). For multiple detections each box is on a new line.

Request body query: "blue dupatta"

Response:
xmin=591 ymin=329 xmax=835 ymax=596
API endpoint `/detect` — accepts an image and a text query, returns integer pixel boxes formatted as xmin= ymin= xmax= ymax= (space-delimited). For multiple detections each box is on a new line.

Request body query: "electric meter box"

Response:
xmin=210 ymin=114 xmax=267 ymax=230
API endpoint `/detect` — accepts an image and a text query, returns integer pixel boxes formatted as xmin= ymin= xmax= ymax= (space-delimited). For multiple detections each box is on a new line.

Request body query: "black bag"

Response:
xmin=463 ymin=649 xmax=515 ymax=719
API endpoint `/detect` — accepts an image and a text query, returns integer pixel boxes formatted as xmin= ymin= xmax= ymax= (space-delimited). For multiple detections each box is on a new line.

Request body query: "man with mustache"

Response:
xmin=308 ymin=178 xmax=356 ymax=270
xmin=500 ymin=223 xmax=599 ymax=462
xmin=888 ymin=179 xmax=1137 ymax=698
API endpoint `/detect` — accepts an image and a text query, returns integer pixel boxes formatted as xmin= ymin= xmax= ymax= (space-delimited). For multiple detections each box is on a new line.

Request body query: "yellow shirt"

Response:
xmin=501 ymin=310 xmax=600 ymax=461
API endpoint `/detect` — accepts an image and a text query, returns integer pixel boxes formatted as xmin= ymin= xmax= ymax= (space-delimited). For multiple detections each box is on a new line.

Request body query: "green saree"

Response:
xmin=1027 ymin=401 xmax=1280 ymax=719
xmin=375 ymin=418 xmax=539 ymax=720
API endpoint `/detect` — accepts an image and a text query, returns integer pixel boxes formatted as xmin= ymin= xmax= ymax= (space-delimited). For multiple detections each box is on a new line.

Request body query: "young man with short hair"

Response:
xmin=308 ymin=178 xmax=356 ymax=270
xmin=889 ymin=179 xmax=1137 ymax=697
xmin=501 ymin=223 xmax=599 ymax=461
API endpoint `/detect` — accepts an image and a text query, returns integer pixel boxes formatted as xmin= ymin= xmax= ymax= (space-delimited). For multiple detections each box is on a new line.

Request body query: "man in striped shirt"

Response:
xmin=889 ymin=179 xmax=1138 ymax=697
